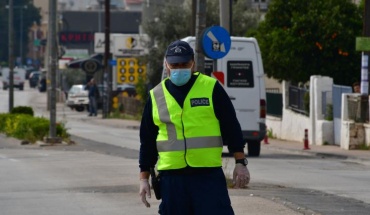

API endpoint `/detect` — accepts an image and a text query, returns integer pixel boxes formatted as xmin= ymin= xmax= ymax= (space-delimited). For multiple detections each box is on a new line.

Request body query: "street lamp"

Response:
xmin=6 ymin=4 xmax=28 ymax=67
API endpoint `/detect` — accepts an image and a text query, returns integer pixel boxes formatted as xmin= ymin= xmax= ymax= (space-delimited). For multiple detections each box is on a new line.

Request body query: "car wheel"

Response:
xmin=75 ymin=106 xmax=85 ymax=112
xmin=247 ymin=140 xmax=261 ymax=157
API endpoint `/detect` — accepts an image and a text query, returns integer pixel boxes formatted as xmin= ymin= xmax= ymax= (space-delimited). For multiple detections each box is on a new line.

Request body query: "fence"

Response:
xmin=119 ymin=96 xmax=142 ymax=116
xmin=266 ymin=88 xmax=280 ymax=93
xmin=266 ymin=88 xmax=282 ymax=117
xmin=288 ymin=85 xmax=308 ymax=115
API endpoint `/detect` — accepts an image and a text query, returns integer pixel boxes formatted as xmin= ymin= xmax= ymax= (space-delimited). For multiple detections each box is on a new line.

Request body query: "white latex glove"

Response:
xmin=139 ymin=179 xmax=151 ymax=207
xmin=233 ymin=163 xmax=250 ymax=189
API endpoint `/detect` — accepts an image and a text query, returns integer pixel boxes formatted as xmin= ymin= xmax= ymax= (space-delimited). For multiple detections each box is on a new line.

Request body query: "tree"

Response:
xmin=252 ymin=0 xmax=363 ymax=86
xmin=142 ymin=0 xmax=260 ymax=87
xmin=0 ymin=0 xmax=42 ymax=65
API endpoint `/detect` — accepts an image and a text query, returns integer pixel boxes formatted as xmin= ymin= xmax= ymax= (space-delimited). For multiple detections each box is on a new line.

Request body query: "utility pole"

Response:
xmin=8 ymin=0 xmax=14 ymax=112
xmin=218 ymin=0 xmax=231 ymax=77
xmin=97 ymin=0 xmax=104 ymax=32
xmin=364 ymin=0 xmax=370 ymax=95
xmin=191 ymin=0 xmax=196 ymax=36
xmin=219 ymin=0 xmax=230 ymax=32
xmin=47 ymin=0 xmax=58 ymax=142
xmin=195 ymin=0 xmax=206 ymax=73
xmin=103 ymin=0 xmax=111 ymax=118
xmin=19 ymin=5 xmax=28 ymax=66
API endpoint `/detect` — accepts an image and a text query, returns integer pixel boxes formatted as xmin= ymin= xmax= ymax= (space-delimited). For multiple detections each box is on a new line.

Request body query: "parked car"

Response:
xmin=116 ymin=84 xmax=136 ymax=97
xmin=24 ymin=66 xmax=38 ymax=80
xmin=66 ymin=84 xmax=89 ymax=112
xmin=29 ymin=71 xmax=41 ymax=88
xmin=1 ymin=67 xmax=26 ymax=90
xmin=38 ymin=71 xmax=47 ymax=92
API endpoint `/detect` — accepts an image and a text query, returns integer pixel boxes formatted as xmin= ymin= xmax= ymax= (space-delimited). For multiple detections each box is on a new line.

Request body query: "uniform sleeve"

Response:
xmin=213 ymin=82 xmax=245 ymax=153
xmin=139 ymin=96 xmax=159 ymax=172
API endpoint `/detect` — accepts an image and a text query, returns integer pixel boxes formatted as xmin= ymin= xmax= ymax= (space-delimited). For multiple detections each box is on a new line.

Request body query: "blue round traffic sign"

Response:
xmin=201 ymin=26 xmax=231 ymax=59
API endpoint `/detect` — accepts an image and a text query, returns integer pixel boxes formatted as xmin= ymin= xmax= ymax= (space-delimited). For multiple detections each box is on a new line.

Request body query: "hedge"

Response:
xmin=0 ymin=113 xmax=69 ymax=143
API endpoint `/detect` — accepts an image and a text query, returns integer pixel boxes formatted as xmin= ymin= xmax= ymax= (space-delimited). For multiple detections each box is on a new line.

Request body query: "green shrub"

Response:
xmin=4 ymin=114 xmax=20 ymax=136
xmin=0 ymin=113 xmax=12 ymax=132
xmin=11 ymin=106 xmax=34 ymax=116
xmin=325 ymin=104 xmax=333 ymax=121
xmin=11 ymin=115 xmax=35 ymax=139
xmin=0 ymin=113 xmax=69 ymax=143
xmin=356 ymin=143 xmax=370 ymax=150
xmin=29 ymin=118 xmax=50 ymax=141
xmin=56 ymin=122 xmax=70 ymax=139
xmin=267 ymin=127 xmax=276 ymax=139
xmin=303 ymin=92 xmax=310 ymax=115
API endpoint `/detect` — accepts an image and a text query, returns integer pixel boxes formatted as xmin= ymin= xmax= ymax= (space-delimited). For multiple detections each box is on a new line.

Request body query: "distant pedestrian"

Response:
xmin=139 ymin=40 xmax=250 ymax=215
xmin=353 ymin=82 xmax=360 ymax=93
xmin=85 ymin=78 xmax=99 ymax=116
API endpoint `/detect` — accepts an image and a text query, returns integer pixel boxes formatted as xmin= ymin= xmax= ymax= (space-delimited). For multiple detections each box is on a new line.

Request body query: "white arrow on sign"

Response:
xmin=206 ymin=31 xmax=226 ymax=52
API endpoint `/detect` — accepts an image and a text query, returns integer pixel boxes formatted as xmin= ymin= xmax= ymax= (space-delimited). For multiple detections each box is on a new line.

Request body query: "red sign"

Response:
xmin=59 ymin=32 xmax=94 ymax=44
xmin=212 ymin=71 xmax=225 ymax=86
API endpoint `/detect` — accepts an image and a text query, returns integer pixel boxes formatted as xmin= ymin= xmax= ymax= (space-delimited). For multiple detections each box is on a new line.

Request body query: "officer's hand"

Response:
xmin=139 ymin=179 xmax=151 ymax=207
xmin=233 ymin=163 xmax=250 ymax=189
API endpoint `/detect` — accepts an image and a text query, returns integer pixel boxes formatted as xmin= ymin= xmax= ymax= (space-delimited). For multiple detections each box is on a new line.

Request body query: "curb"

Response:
xmin=264 ymin=144 xmax=370 ymax=163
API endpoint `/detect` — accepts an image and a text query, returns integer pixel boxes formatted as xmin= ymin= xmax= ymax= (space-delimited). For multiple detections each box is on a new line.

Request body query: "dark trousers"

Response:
xmin=158 ymin=168 xmax=234 ymax=215
xmin=89 ymin=96 xmax=97 ymax=115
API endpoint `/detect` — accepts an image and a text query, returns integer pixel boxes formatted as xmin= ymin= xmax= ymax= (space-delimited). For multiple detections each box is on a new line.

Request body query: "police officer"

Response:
xmin=139 ymin=40 xmax=250 ymax=215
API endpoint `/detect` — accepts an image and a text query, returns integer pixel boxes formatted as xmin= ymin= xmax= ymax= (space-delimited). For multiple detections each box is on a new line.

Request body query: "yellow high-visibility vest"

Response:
xmin=150 ymin=73 xmax=223 ymax=170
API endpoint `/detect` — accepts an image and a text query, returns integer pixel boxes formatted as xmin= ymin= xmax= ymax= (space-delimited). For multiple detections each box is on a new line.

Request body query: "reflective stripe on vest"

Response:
xmin=150 ymin=73 xmax=223 ymax=170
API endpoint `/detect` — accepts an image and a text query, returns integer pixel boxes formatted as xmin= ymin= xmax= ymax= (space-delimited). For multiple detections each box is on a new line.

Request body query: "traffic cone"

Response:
xmin=264 ymin=134 xmax=269 ymax=144
xmin=303 ymin=129 xmax=310 ymax=150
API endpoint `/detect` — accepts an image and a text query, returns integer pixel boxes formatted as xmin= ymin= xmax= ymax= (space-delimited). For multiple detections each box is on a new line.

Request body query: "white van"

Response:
xmin=162 ymin=36 xmax=266 ymax=156
xmin=1 ymin=67 xmax=26 ymax=91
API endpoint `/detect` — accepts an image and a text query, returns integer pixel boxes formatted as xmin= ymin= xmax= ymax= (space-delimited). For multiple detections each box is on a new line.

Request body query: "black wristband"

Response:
xmin=235 ymin=158 xmax=248 ymax=166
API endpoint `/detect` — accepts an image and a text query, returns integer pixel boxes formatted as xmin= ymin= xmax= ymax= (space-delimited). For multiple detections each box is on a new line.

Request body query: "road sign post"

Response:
xmin=200 ymin=26 xmax=231 ymax=76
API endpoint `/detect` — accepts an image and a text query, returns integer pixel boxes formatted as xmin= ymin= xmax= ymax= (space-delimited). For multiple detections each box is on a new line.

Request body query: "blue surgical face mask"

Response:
xmin=169 ymin=68 xmax=192 ymax=86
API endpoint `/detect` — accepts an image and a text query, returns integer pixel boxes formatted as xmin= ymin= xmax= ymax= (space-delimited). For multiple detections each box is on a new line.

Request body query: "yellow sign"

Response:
xmin=126 ymin=37 xmax=136 ymax=49
xmin=116 ymin=58 xmax=146 ymax=84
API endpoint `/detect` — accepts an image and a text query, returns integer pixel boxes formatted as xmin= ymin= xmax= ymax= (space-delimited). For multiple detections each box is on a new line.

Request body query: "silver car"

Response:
xmin=66 ymin=85 xmax=89 ymax=112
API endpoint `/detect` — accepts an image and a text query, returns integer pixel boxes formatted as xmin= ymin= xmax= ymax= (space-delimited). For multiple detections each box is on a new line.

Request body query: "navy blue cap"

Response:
xmin=165 ymin=40 xmax=194 ymax=64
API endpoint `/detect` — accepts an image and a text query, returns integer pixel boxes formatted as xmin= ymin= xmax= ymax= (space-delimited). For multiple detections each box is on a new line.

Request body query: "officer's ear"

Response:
xmin=165 ymin=60 xmax=171 ymax=76
xmin=190 ymin=59 xmax=195 ymax=72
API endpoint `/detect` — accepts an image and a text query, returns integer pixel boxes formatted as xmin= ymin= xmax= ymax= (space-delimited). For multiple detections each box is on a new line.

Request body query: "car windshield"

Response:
xmin=69 ymin=86 xmax=84 ymax=94
xmin=30 ymin=72 xmax=40 ymax=78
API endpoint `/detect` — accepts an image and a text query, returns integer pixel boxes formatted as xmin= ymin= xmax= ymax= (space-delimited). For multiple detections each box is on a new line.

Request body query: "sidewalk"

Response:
xmin=81 ymin=110 xmax=370 ymax=164
xmin=263 ymin=138 xmax=370 ymax=164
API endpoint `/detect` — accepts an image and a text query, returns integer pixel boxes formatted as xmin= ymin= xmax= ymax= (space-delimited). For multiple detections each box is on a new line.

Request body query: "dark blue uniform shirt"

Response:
xmin=139 ymin=73 xmax=245 ymax=172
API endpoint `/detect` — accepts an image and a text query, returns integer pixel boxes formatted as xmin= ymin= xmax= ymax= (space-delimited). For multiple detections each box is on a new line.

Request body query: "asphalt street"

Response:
xmin=1 ymin=83 xmax=370 ymax=214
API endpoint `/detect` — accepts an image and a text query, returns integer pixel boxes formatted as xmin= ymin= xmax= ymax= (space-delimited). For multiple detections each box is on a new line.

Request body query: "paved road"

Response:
xmin=0 ymin=83 xmax=303 ymax=215
xmin=1 ymin=81 xmax=370 ymax=214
